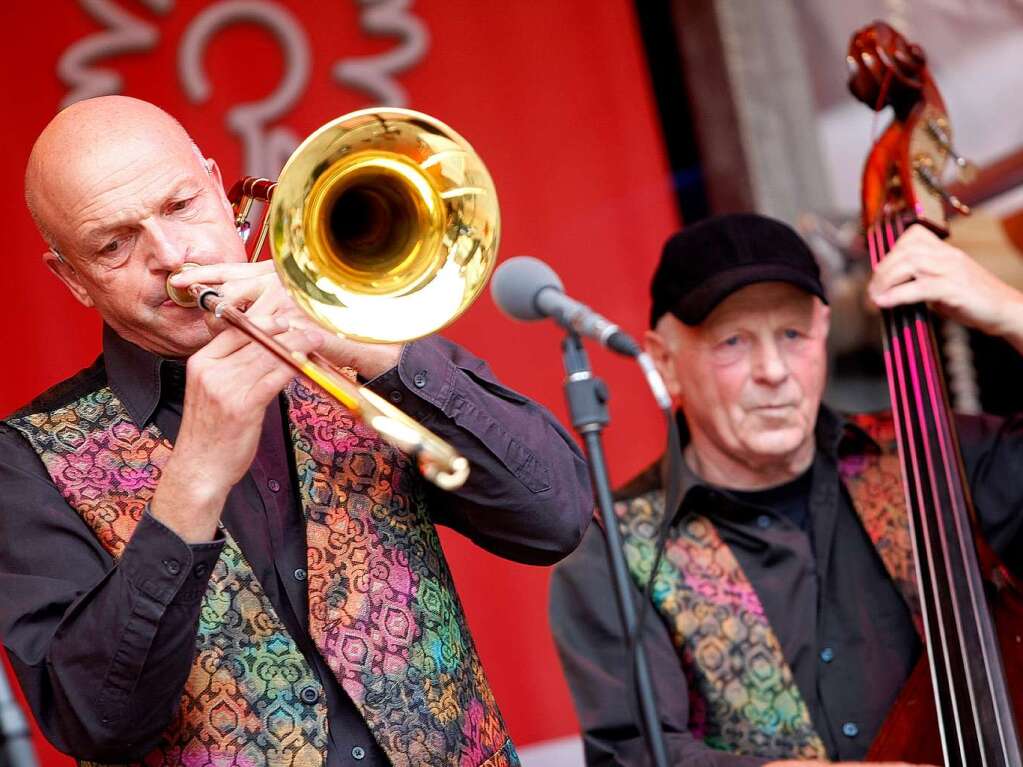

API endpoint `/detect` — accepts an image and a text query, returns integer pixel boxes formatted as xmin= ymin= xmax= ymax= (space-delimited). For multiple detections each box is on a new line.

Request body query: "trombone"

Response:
xmin=166 ymin=108 xmax=501 ymax=490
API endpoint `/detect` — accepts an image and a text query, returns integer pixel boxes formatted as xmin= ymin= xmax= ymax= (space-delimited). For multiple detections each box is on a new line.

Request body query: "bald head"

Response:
xmin=21 ymin=96 xmax=246 ymax=357
xmin=25 ymin=96 xmax=204 ymax=254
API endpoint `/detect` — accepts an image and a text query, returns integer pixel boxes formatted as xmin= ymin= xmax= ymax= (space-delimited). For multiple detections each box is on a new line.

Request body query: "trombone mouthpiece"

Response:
xmin=166 ymin=263 xmax=202 ymax=307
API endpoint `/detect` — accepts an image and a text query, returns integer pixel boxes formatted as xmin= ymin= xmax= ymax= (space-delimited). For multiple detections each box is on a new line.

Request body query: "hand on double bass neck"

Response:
xmin=868 ymin=224 xmax=1023 ymax=353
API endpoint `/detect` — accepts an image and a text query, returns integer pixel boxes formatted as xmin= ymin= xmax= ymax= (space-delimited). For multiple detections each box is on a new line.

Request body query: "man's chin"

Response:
xmin=148 ymin=325 xmax=212 ymax=359
xmin=742 ymin=426 xmax=810 ymax=459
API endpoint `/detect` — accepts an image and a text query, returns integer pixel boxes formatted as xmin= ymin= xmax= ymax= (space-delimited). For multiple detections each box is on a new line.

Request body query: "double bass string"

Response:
xmin=892 ymin=214 xmax=984 ymax=766
xmin=894 ymin=215 xmax=998 ymax=717
xmin=894 ymin=212 xmax=1021 ymax=764
xmin=870 ymin=216 xmax=969 ymax=766
xmin=871 ymin=212 xmax=1023 ymax=765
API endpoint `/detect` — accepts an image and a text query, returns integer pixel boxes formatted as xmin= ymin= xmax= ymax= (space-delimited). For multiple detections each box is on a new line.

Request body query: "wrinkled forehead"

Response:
xmin=56 ymin=127 xmax=202 ymax=200
xmin=31 ymin=123 xmax=208 ymax=252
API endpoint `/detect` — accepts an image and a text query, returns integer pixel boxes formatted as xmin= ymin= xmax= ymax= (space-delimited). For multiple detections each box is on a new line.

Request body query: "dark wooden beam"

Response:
xmin=949 ymin=146 xmax=1023 ymax=208
xmin=669 ymin=0 xmax=755 ymax=214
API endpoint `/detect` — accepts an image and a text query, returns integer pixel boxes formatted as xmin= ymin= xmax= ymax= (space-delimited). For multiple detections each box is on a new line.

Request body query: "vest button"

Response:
xmin=294 ymin=568 xmax=307 ymax=582
xmin=299 ymin=685 xmax=319 ymax=704
xmin=388 ymin=390 xmax=403 ymax=404
xmin=163 ymin=559 xmax=181 ymax=576
xmin=842 ymin=721 xmax=859 ymax=738
xmin=819 ymin=647 xmax=835 ymax=663
xmin=351 ymin=746 xmax=366 ymax=760
xmin=267 ymin=478 xmax=281 ymax=493
xmin=756 ymin=514 xmax=772 ymax=529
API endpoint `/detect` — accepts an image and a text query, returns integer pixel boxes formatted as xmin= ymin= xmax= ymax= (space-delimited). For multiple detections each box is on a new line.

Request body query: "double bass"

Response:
xmin=847 ymin=21 xmax=1023 ymax=766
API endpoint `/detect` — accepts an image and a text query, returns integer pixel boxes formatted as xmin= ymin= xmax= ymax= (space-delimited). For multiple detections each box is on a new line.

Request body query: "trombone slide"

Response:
xmin=190 ymin=283 xmax=470 ymax=491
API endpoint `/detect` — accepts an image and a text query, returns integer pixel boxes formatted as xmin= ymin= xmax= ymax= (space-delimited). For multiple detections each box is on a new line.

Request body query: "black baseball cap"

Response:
xmin=649 ymin=213 xmax=828 ymax=327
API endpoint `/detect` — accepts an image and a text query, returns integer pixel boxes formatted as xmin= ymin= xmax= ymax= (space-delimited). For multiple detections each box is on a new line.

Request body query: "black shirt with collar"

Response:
xmin=550 ymin=406 xmax=1023 ymax=767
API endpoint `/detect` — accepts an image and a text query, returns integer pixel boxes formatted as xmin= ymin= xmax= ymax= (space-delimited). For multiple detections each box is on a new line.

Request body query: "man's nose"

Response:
xmin=752 ymin=339 xmax=789 ymax=384
xmin=146 ymin=222 xmax=189 ymax=271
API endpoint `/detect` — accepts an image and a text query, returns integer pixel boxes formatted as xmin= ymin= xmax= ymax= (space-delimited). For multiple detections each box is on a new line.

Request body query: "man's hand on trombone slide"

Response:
xmin=168 ymin=260 xmax=404 ymax=381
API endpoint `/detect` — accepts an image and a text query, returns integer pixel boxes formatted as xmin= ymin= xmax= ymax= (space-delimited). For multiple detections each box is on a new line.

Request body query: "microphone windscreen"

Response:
xmin=490 ymin=256 xmax=564 ymax=321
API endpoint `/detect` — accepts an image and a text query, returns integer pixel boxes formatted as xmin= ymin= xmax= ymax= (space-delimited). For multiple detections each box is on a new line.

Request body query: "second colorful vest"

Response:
xmin=613 ymin=414 xmax=917 ymax=759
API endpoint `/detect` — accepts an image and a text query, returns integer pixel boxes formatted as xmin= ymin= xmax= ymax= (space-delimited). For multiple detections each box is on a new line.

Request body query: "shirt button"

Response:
xmin=351 ymin=746 xmax=366 ymax=760
xmin=267 ymin=478 xmax=281 ymax=493
xmin=842 ymin=722 xmax=859 ymax=738
xmin=756 ymin=514 xmax=772 ymax=529
xmin=294 ymin=568 xmax=307 ymax=582
xmin=819 ymin=647 xmax=835 ymax=663
xmin=163 ymin=559 xmax=181 ymax=576
xmin=299 ymin=685 xmax=319 ymax=704
xmin=388 ymin=390 xmax=403 ymax=404
xmin=193 ymin=562 xmax=210 ymax=579
xmin=413 ymin=370 xmax=428 ymax=388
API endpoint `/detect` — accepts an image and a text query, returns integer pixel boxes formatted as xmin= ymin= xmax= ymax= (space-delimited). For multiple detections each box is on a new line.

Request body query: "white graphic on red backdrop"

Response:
xmin=57 ymin=0 xmax=429 ymax=177
xmin=58 ymin=0 xmax=170 ymax=107
xmin=179 ymin=0 xmax=309 ymax=178
xmin=333 ymin=0 xmax=429 ymax=107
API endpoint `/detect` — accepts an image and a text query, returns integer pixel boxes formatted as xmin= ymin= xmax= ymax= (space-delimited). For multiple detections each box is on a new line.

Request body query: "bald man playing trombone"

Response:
xmin=0 ymin=96 xmax=592 ymax=767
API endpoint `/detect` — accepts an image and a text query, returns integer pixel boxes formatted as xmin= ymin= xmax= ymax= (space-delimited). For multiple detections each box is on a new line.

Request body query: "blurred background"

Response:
xmin=0 ymin=1 xmax=1020 ymax=765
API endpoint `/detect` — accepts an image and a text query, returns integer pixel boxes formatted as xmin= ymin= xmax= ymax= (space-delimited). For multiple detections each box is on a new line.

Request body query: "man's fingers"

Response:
xmin=245 ymin=363 xmax=308 ymax=409
xmin=218 ymin=326 xmax=323 ymax=379
xmin=871 ymin=276 xmax=940 ymax=309
xmin=167 ymin=259 xmax=276 ymax=288
xmin=870 ymin=251 xmax=920 ymax=295
xmin=215 ymin=273 xmax=284 ymax=312
xmin=901 ymin=222 xmax=942 ymax=246
xmin=229 ymin=328 xmax=324 ymax=408
xmin=871 ymin=239 xmax=962 ymax=300
xmin=180 ymin=266 xmax=295 ymax=325
xmin=189 ymin=326 xmax=322 ymax=412
xmin=197 ymin=314 xmax=290 ymax=360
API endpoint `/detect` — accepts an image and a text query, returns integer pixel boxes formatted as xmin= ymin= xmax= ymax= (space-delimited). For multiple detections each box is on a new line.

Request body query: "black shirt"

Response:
xmin=0 ymin=325 xmax=593 ymax=765
xmin=550 ymin=407 xmax=1023 ymax=766
xmin=726 ymin=466 xmax=813 ymax=532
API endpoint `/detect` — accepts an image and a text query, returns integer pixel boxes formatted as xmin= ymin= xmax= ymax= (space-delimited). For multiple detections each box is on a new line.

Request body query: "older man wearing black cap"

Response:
xmin=550 ymin=213 xmax=1023 ymax=766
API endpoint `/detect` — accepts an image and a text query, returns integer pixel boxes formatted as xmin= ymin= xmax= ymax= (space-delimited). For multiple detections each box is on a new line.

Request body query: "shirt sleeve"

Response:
xmin=956 ymin=412 xmax=1023 ymax=575
xmin=0 ymin=424 xmax=224 ymax=761
xmin=549 ymin=524 xmax=770 ymax=767
xmin=365 ymin=336 xmax=593 ymax=565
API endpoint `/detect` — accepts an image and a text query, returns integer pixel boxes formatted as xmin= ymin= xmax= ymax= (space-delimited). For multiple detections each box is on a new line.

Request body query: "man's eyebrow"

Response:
xmin=80 ymin=180 xmax=205 ymax=247
xmin=166 ymin=180 xmax=204 ymax=200
xmin=80 ymin=216 xmax=135 ymax=249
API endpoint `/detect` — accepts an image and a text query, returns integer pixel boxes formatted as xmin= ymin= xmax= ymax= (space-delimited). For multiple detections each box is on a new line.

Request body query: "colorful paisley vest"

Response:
xmin=614 ymin=413 xmax=919 ymax=760
xmin=6 ymin=378 xmax=516 ymax=767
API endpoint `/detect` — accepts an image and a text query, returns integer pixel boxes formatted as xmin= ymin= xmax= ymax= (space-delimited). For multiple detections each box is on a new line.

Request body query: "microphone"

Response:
xmin=491 ymin=257 xmax=671 ymax=409
xmin=491 ymin=256 xmax=642 ymax=357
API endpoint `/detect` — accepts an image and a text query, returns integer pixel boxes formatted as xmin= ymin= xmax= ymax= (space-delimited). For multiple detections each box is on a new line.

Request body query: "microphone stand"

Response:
xmin=559 ymin=331 xmax=669 ymax=767
xmin=0 ymin=660 xmax=37 ymax=767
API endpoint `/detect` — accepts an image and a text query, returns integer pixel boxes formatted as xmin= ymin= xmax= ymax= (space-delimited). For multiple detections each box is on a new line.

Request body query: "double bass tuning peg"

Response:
xmin=913 ymin=155 xmax=972 ymax=216
xmin=926 ymin=118 xmax=978 ymax=183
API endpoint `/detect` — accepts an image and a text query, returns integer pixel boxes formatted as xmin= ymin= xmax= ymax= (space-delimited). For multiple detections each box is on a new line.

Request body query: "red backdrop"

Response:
xmin=0 ymin=1 xmax=678 ymax=762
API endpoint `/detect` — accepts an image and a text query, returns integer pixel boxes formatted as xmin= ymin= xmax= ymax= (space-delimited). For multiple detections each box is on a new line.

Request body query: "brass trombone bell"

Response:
xmin=270 ymin=108 xmax=500 ymax=343
xmin=166 ymin=108 xmax=501 ymax=490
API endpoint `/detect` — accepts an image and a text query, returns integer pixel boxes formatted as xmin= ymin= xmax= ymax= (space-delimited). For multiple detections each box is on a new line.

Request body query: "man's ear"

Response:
xmin=814 ymin=299 xmax=831 ymax=343
xmin=206 ymin=157 xmax=234 ymax=218
xmin=43 ymin=249 xmax=94 ymax=308
xmin=644 ymin=324 xmax=683 ymax=404
xmin=820 ymin=302 xmax=831 ymax=338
